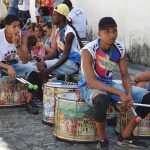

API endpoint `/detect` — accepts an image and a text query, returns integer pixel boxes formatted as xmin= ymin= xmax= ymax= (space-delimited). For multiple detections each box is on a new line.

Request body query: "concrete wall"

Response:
xmin=71 ymin=0 xmax=150 ymax=66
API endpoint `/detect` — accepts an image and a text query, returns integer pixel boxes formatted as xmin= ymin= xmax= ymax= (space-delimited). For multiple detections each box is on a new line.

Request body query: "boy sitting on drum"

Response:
xmin=37 ymin=4 xmax=82 ymax=84
xmin=78 ymin=17 xmax=150 ymax=150
xmin=0 ymin=14 xmax=42 ymax=115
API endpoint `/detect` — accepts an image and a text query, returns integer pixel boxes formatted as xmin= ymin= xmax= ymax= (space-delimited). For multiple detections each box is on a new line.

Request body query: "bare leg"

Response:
xmin=96 ymin=122 xmax=107 ymax=140
xmin=122 ymin=116 xmax=138 ymax=137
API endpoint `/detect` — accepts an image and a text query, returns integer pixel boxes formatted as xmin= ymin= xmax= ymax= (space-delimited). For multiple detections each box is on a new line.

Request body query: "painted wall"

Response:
xmin=71 ymin=0 xmax=150 ymax=65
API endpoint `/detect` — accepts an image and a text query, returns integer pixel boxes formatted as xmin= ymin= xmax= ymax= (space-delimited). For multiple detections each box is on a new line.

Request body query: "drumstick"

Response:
xmin=20 ymin=78 xmax=38 ymax=90
xmin=118 ymin=102 xmax=150 ymax=108
xmin=131 ymin=107 xmax=142 ymax=123
xmin=2 ymin=69 xmax=38 ymax=90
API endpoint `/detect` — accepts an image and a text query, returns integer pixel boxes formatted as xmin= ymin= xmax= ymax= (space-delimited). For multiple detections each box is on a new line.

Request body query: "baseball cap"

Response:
xmin=54 ymin=4 xmax=71 ymax=21
xmin=98 ymin=17 xmax=117 ymax=30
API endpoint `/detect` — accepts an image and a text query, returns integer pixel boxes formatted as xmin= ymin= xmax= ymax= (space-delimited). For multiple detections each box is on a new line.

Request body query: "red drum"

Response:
xmin=0 ymin=76 xmax=27 ymax=107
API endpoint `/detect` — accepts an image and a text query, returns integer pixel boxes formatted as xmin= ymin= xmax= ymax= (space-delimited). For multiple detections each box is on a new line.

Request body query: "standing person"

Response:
xmin=63 ymin=0 xmax=87 ymax=40
xmin=2 ymin=0 xmax=19 ymax=17
xmin=0 ymin=14 xmax=42 ymax=114
xmin=18 ymin=0 xmax=30 ymax=24
xmin=79 ymin=17 xmax=149 ymax=149
xmin=37 ymin=4 xmax=81 ymax=83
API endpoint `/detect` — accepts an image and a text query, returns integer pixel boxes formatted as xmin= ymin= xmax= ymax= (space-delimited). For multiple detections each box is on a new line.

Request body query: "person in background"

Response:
xmin=36 ymin=22 xmax=54 ymax=54
xmin=63 ymin=0 xmax=87 ymax=40
xmin=2 ymin=0 xmax=19 ymax=17
xmin=78 ymin=17 xmax=149 ymax=150
xmin=38 ymin=6 xmax=52 ymax=24
xmin=18 ymin=0 xmax=30 ymax=24
xmin=37 ymin=4 xmax=81 ymax=84
xmin=134 ymin=69 xmax=150 ymax=91
xmin=34 ymin=24 xmax=46 ymax=42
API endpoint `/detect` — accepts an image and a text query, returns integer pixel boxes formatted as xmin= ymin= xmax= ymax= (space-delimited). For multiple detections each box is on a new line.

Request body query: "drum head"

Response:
xmin=44 ymin=82 xmax=78 ymax=89
xmin=56 ymin=93 xmax=79 ymax=101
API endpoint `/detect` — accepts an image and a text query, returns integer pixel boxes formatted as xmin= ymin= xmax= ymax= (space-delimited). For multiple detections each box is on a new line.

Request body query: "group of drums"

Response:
xmin=0 ymin=76 xmax=150 ymax=142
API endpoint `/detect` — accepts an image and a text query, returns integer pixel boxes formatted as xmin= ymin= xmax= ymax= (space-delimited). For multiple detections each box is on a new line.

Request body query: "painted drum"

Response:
xmin=0 ymin=76 xmax=27 ymax=107
xmin=43 ymin=82 xmax=78 ymax=124
xmin=53 ymin=92 xmax=98 ymax=142
xmin=115 ymin=105 xmax=150 ymax=137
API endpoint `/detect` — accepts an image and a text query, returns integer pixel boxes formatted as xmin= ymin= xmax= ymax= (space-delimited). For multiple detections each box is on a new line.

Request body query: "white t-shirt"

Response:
xmin=0 ymin=29 xmax=17 ymax=61
xmin=18 ymin=0 xmax=30 ymax=11
xmin=68 ymin=7 xmax=87 ymax=38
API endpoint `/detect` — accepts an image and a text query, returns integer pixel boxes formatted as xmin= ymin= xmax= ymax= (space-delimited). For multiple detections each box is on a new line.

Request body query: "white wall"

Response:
xmin=71 ymin=0 xmax=150 ymax=65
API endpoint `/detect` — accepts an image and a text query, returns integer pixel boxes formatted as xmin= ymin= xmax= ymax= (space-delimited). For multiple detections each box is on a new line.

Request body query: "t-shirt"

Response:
xmin=0 ymin=28 xmax=18 ymax=61
xmin=68 ymin=7 xmax=87 ymax=38
xmin=78 ymin=39 xmax=126 ymax=87
xmin=55 ymin=24 xmax=81 ymax=63
xmin=18 ymin=0 xmax=30 ymax=11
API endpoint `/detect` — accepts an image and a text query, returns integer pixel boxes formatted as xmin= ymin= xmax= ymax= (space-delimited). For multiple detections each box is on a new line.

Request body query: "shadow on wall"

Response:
xmin=127 ymin=43 xmax=150 ymax=66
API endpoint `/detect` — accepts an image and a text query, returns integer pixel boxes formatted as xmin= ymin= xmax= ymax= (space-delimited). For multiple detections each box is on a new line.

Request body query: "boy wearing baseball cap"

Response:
xmin=79 ymin=17 xmax=150 ymax=149
xmin=37 ymin=4 xmax=82 ymax=83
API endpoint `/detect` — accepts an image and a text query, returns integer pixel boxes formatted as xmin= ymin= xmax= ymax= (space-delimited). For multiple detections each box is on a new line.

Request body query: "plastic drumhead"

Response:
xmin=44 ymin=82 xmax=78 ymax=89
xmin=56 ymin=93 xmax=79 ymax=101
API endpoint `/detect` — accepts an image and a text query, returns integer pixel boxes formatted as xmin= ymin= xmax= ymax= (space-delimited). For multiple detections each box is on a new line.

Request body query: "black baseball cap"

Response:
xmin=98 ymin=17 xmax=117 ymax=30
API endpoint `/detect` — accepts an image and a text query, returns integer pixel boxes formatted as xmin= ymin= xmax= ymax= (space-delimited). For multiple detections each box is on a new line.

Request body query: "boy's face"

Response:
xmin=6 ymin=21 xmax=20 ymax=36
xmin=98 ymin=26 xmax=118 ymax=45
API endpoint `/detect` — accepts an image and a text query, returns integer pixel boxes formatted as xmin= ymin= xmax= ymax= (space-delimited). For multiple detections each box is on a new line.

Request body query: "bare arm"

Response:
xmin=2 ymin=0 xmax=9 ymax=7
xmin=118 ymin=55 xmax=132 ymax=96
xmin=135 ymin=71 xmax=150 ymax=82
xmin=81 ymin=50 xmax=122 ymax=96
xmin=46 ymin=32 xmax=74 ymax=73
xmin=17 ymin=34 xmax=32 ymax=63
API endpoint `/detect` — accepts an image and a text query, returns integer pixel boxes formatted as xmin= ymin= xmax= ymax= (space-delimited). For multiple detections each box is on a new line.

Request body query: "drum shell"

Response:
xmin=54 ymin=93 xmax=98 ymax=142
xmin=115 ymin=105 xmax=150 ymax=137
xmin=43 ymin=83 xmax=78 ymax=124
xmin=0 ymin=76 xmax=27 ymax=107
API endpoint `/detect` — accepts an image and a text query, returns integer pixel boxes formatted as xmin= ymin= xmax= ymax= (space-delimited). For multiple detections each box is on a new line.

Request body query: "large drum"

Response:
xmin=115 ymin=105 xmax=150 ymax=137
xmin=54 ymin=93 xmax=98 ymax=142
xmin=43 ymin=82 xmax=78 ymax=124
xmin=0 ymin=76 xmax=27 ymax=107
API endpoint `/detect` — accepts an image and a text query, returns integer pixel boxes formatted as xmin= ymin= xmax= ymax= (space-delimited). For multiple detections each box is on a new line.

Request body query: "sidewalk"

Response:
xmin=0 ymin=63 xmax=150 ymax=150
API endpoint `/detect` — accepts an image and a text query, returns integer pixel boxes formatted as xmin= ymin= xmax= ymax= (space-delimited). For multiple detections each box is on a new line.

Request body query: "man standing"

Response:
xmin=79 ymin=17 xmax=149 ymax=149
xmin=2 ymin=0 xmax=19 ymax=17
xmin=63 ymin=0 xmax=87 ymax=40
xmin=37 ymin=4 xmax=81 ymax=83
xmin=0 ymin=14 xmax=42 ymax=114
xmin=18 ymin=0 xmax=30 ymax=24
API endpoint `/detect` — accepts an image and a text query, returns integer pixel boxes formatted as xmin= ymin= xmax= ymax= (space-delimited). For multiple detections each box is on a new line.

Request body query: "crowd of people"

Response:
xmin=0 ymin=0 xmax=150 ymax=150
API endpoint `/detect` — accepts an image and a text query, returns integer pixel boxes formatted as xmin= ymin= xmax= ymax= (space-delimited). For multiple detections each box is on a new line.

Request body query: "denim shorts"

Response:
xmin=147 ymin=81 xmax=150 ymax=91
xmin=11 ymin=62 xmax=38 ymax=78
xmin=79 ymin=80 xmax=149 ymax=106
xmin=45 ymin=59 xmax=79 ymax=75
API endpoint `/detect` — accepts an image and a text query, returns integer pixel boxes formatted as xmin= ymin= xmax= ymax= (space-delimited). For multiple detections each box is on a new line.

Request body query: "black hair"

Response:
xmin=0 ymin=19 xmax=5 ymax=29
xmin=98 ymin=17 xmax=117 ymax=31
xmin=38 ymin=6 xmax=50 ymax=16
xmin=63 ymin=0 xmax=72 ymax=9
xmin=5 ymin=14 xmax=19 ymax=25
xmin=27 ymin=35 xmax=37 ymax=51
xmin=43 ymin=21 xmax=52 ymax=29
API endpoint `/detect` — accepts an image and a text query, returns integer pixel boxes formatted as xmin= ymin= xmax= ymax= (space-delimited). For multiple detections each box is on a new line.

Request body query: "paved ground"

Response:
xmin=0 ymin=63 xmax=150 ymax=150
